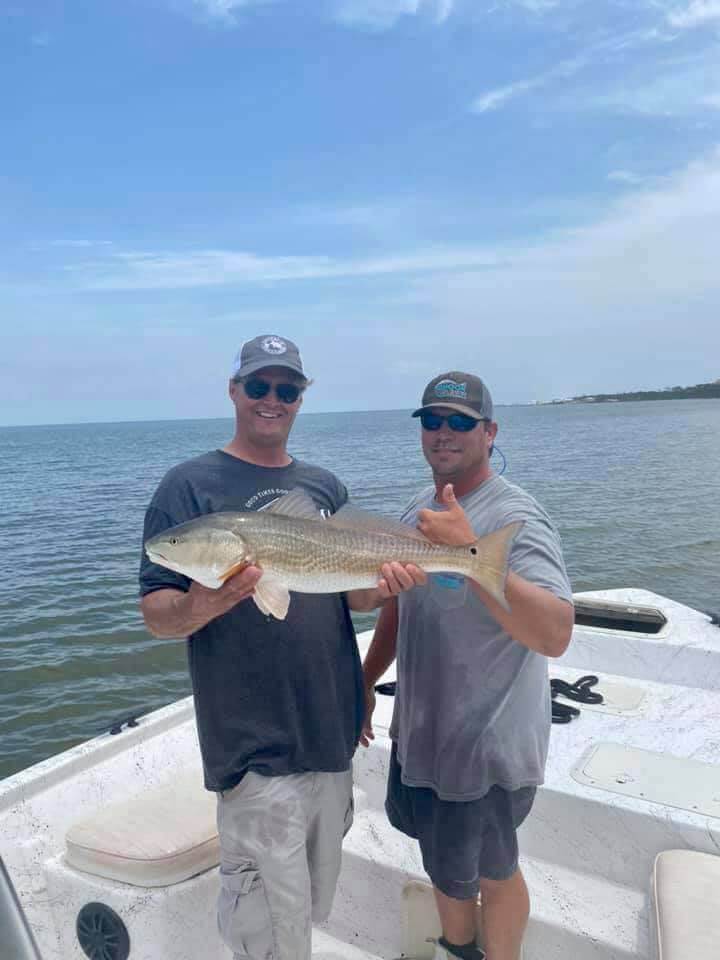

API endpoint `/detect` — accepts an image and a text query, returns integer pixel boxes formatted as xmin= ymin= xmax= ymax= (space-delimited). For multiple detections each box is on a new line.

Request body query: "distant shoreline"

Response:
xmin=3 ymin=391 xmax=720 ymax=428
xmin=538 ymin=380 xmax=720 ymax=406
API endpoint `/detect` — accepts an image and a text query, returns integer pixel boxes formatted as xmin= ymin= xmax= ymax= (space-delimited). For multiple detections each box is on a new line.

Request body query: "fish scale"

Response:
xmin=237 ymin=515 xmax=486 ymax=592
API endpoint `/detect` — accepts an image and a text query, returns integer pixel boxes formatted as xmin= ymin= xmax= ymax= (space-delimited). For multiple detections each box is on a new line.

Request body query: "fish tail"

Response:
xmin=466 ymin=520 xmax=523 ymax=612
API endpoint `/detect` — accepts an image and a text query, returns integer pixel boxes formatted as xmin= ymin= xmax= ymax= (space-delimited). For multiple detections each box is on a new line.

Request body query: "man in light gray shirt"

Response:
xmin=362 ymin=372 xmax=574 ymax=960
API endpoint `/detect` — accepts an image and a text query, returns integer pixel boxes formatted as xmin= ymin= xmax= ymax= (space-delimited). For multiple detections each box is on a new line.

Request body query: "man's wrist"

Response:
xmin=348 ymin=587 xmax=383 ymax=612
xmin=362 ymin=668 xmax=381 ymax=691
xmin=176 ymin=587 xmax=214 ymax=633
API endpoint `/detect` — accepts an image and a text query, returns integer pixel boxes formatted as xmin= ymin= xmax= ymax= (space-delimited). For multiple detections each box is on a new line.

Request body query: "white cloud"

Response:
xmin=590 ymin=49 xmax=720 ymax=115
xmin=186 ymin=0 xmax=268 ymax=24
xmin=435 ymin=0 xmax=454 ymax=19
xmin=313 ymin=150 xmax=720 ymax=401
xmin=667 ymin=1 xmax=720 ymax=28
xmin=333 ymin=0 xmax=453 ymax=30
xmin=471 ymin=57 xmax=584 ymax=112
xmin=419 ymin=146 xmax=720 ymax=328
xmin=74 ymin=247 xmax=501 ymax=290
xmin=471 ymin=28 xmax=665 ymax=114
xmin=500 ymin=0 xmax=562 ymax=10
xmin=71 ymin=147 xmax=720 ymax=315
xmin=292 ymin=202 xmax=406 ymax=229
xmin=472 ymin=77 xmax=543 ymax=114
xmin=607 ymin=170 xmax=647 ymax=185
xmin=50 ymin=239 xmax=114 ymax=248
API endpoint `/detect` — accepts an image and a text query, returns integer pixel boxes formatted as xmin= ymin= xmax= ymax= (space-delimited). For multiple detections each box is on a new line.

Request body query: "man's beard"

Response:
xmin=428 ymin=448 xmax=464 ymax=478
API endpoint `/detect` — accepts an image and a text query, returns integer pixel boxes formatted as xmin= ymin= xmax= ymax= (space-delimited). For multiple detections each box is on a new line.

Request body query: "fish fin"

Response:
xmin=467 ymin=520 xmax=524 ymax=612
xmin=253 ymin=574 xmax=291 ymax=620
xmin=328 ymin=504 xmax=429 ymax=542
xmin=218 ymin=560 xmax=249 ymax=583
xmin=259 ymin=489 xmax=321 ymax=520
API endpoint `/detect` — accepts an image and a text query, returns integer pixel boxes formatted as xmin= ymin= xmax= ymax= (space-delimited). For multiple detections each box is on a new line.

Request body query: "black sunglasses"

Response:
xmin=241 ymin=378 xmax=303 ymax=404
xmin=419 ymin=411 xmax=484 ymax=432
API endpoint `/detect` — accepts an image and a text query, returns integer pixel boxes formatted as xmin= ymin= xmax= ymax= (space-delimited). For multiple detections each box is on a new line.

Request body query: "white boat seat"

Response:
xmin=65 ymin=770 xmax=219 ymax=887
xmin=652 ymin=849 xmax=720 ymax=960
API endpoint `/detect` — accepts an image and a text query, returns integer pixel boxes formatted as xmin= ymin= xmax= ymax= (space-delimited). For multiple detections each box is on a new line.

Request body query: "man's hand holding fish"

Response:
xmin=348 ymin=561 xmax=428 ymax=611
xmin=142 ymin=565 xmax=263 ymax=639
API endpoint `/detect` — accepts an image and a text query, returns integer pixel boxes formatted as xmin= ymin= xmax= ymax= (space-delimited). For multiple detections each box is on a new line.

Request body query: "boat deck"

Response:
xmin=1 ymin=589 xmax=719 ymax=960
xmin=351 ymin=625 xmax=720 ymax=960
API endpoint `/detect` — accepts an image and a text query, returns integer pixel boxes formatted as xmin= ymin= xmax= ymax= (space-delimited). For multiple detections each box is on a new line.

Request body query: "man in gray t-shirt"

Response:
xmin=362 ymin=372 xmax=574 ymax=960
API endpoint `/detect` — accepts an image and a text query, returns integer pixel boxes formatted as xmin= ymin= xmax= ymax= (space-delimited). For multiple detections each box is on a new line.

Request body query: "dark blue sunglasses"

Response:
xmin=242 ymin=378 xmax=303 ymax=404
xmin=419 ymin=411 xmax=484 ymax=432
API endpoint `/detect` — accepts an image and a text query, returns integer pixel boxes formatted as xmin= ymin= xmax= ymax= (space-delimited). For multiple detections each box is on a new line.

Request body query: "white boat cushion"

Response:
xmin=65 ymin=770 xmax=219 ymax=887
xmin=653 ymin=849 xmax=720 ymax=960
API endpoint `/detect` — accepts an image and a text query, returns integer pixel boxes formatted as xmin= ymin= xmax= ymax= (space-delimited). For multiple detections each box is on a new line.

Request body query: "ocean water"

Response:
xmin=1 ymin=400 xmax=719 ymax=780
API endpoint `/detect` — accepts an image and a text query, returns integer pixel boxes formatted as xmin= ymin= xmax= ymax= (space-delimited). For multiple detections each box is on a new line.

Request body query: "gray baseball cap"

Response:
xmin=230 ymin=334 xmax=307 ymax=380
xmin=412 ymin=371 xmax=494 ymax=421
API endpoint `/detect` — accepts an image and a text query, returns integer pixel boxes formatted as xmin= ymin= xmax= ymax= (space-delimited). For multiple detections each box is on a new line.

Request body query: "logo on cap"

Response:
xmin=261 ymin=336 xmax=287 ymax=356
xmin=434 ymin=379 xmax=467 ymax=400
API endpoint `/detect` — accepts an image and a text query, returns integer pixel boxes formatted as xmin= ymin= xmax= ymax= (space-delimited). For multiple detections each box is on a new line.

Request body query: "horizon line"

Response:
xmin=0 ymin=403 xmax=528 ymax=430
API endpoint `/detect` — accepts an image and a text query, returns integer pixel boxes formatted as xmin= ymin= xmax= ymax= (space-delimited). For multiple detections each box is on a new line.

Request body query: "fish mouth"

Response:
xmin=146 ymin=547 xmax=169 ymax=564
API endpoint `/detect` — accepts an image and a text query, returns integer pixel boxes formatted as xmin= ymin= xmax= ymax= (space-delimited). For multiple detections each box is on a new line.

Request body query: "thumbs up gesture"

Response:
xmin=417 ymin=484 xmax=477 ymax=546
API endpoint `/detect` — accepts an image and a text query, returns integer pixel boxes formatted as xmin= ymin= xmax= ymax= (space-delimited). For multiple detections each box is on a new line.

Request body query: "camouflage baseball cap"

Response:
xmin=412 ymin=371 xmax=493 ymax=421
xmin=230 ymin=334 xmax=307 ymax=380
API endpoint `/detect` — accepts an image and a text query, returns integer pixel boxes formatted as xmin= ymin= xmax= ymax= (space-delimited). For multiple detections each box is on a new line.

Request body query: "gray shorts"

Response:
xmin=216 ymin=768 xmax=353 ymax=960
xmin=386 ymin=744 xmax=535 ymax=899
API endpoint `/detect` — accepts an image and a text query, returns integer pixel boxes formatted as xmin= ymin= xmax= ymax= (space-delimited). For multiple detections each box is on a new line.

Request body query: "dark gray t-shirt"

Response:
xmin=139 ymin=450 xmax=363 ymax=793
xmin=390 ymin=475 xmax=573 ymax=801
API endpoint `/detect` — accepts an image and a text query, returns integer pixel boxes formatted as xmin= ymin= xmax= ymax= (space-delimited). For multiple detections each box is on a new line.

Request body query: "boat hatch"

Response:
xmin=573 ymin=599 xmax=667 ymax=634
xmin=572 ymin=743 xmax=720 ymax=818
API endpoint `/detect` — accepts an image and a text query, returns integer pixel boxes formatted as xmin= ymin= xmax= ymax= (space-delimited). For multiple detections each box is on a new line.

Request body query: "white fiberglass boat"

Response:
xmin=2 ymin=588 xmax=719 ymax=960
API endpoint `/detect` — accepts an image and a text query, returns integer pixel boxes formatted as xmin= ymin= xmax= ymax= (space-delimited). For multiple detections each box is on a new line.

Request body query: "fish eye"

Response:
xmin=169 ymin=537 xmax=178 ymax=545
xmin=470 ymin=547 xmax=477 ymax=555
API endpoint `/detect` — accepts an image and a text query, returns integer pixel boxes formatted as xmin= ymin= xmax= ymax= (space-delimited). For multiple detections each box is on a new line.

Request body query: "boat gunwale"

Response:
xmin=0 ymin=696 xmax=195 ymax=810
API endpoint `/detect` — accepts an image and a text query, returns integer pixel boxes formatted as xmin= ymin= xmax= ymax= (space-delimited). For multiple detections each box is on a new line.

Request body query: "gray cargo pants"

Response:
xmin=216 ymin=768 xmax=353 ymax=960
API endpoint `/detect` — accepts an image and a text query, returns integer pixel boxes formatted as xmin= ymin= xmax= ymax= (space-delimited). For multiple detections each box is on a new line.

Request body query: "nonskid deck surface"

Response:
xmin=343 ymin=668 xmax=720 ymax=960
xmin=1 ymin=590 xmax=718 ymax=960
xmin=312 ymin=928 xmax=386 ymax=960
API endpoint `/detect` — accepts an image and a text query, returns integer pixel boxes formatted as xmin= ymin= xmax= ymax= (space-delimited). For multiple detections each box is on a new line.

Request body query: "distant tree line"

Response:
xmin=573 ymin=380 xmax=720 ymax=403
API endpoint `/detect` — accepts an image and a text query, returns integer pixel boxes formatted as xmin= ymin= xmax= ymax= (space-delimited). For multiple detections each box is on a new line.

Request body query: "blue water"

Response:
xmin=1 ymin=400 xmax=719 ymax=780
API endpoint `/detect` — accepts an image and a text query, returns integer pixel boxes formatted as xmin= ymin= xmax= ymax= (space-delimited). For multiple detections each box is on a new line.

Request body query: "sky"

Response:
xmin=2 ymin=0 xmax=719 ymax=425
